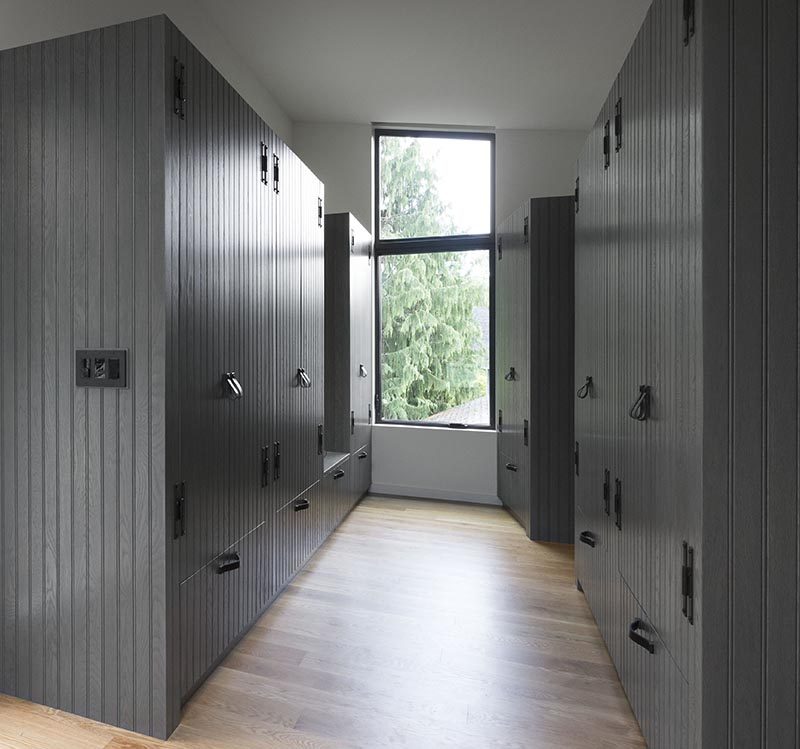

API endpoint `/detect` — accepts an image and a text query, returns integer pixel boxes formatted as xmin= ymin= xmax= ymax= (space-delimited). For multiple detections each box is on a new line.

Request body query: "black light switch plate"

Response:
xmin=76 ymin=349 xmax=128 ymax=388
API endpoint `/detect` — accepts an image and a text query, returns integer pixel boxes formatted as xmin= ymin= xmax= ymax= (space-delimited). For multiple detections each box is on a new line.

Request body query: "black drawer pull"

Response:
xmin=629 ymin=384 xmax=651 ymax=421
xmin=273 ymin=441 xmax=281 ymax=481
xmin=333 ymin=469 xmax=346 ymax=480
xmin=579 ymin=531 xmax=596 ymax=548
xmin=216 ymin=552 xmax=240 ymax=575
xmin=294 ymin=498 xmax=310 ymax=512
xmin=576 ymin=375 xmax=593 ymax=399
xmin=358 ymin=452 xmax=368 ymax=460
xmin=628 ymin=618 xmax=655 ymax=654
xmin=505 ymin=462 xmax=518 ymax=472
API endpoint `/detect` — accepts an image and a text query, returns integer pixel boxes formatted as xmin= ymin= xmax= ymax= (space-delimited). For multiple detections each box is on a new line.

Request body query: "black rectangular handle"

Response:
xmin=579 ymin=531 xmax=596 ymax=548
xmin=294 ymin=498 xmax=310 ymax=512
xmin=505 ymin=462 xmax=518 ymax=472
xmin=333 ymin=469 xmax=346 ymax=480
xmin=351 ymin=410 xmax=355 ymax=435
xmin=216 ymin=552 xmax=240 ymax=575
xmin=273 ymin=441 xmax=281 ymax=481
xmin=628 ymin=619 xmax=655 ymax=654
xmin=603 ymin=469 xmax=610 ymax=515
xmin=317 ymin=424 xmax=324 ymax=456
xmin=614 ymin=478 xmax=622 ymax=530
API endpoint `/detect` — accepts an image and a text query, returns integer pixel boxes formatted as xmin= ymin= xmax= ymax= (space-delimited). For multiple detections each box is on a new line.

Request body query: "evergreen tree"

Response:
xmin=379 ymin=137 xmax=488 ymax=421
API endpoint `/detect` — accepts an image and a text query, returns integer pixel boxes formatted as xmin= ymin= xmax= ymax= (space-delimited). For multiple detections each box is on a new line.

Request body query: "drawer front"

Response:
xmin=179 ymin=522 xmax=268 ymax=700
xmin=353 ymin=443 xmax=371 ymax=499
xmin=619 ymin=580 xmax=689 ymax=749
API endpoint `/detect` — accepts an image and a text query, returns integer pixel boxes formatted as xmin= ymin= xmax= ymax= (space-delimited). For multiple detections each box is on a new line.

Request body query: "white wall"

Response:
xmin=293 ymin=124 xmax=587 ymax=232
xmin=292 ymin=122 xmax=586 ymax=504
xmin=0 ymin=0 xmax=293 ymax=142
xmin=371 ymin=425 xmax=500 ymax=505
xmin=293 ymin=122 xmax=373 ymax=229
xmin=495 ymin=129 xmax=587 ymax=219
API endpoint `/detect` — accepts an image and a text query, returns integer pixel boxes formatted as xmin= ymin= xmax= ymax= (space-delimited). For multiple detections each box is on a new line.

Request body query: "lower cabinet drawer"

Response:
xmin=179 ymin=522 xmax=268 ymax=701
xmin=619 ymin=580 xmax=689 ymax=749
xmin=353 ymin=443 xmax=371 ymax=499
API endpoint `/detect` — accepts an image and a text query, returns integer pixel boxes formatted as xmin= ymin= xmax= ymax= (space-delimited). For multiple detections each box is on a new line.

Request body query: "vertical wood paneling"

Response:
xmin=703 ymin=0 xmax=800 ymax=746
xmin=575 ymin=0 xmax=704 ymax=745
xmin=0 ymin=17 xmax=168 ymax=737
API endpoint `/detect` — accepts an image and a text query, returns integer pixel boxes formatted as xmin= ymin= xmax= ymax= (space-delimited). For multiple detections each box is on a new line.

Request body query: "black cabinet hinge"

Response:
xmin=615 ymin=98 xmax=623 ymax=152
xmin=497 ymin=235 xmax=503 ymax=260
xmin=683 ymin=0 xmax=696 ymax=46
xmin=523 ymin=216 xmax=529 ymax=244
xmin=498 ymin=409 xmax=503 ymax=432
xmin=574 ymin=177 xmax=580 ymax=213
xmin=173 ymin=481 xmax=186 ymax=539
xmin=682 ymin=541 xmax=695 ymax=624
xmin=603 ymin=469 xmax=610 ymax=516
xmin=273 ymin=154 xmax=280 ymax=194
xmin=173 ymin=58 xmax=186 ymax=120
xmin=318 ymin=197 xmax=323 ymax=227
xmin=574 ymin=441 xmax=580 ymax=476
xmin=614 ymin=478 xmax=622 ymax=530
xmin=260 ymin=142 xmax=269 ymax=186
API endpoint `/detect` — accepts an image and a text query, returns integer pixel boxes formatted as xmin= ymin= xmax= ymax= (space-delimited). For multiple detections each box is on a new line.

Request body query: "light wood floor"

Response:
xmin=0 ymin=497 xmax=645 ymax=749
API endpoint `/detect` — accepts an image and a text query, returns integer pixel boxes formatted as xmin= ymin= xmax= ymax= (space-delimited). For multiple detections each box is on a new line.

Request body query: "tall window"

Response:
xmin=374 ymin=129 xmax=495 ymax=428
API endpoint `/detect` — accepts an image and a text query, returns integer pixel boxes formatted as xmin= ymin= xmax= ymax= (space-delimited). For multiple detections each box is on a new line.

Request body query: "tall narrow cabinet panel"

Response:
xmin=324 ymin=212 xmax=373 ymax=502
xmin=0 ymin=18 xmax=168 ymax=737
xmin=496 ymin=196 xmax=574 ymax=543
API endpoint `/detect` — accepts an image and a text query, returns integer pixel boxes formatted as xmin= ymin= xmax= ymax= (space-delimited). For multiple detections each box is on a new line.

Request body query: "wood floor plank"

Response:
xmin=0 ymin=497 xmax=644 ymax=747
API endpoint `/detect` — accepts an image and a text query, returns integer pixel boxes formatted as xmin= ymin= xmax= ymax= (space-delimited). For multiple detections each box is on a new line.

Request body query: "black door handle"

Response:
xmin=350 ymin=410 xmax=355 ymax=435
xmin=216 ymin=552 xmax=240 ymax=575
xmin=505 ymin=462 xmax=518 ymax=472
xmin=358 ymin=452 xmax=368 ymax=460
xmin=224 ymin=372 xmax=243 ymax=400
xmin=294 ymin=498 xmax=310 ymax=512
xmin=628 ymin=619 xmax=655 ymax=654
xmin=317 ymin=424 xmax=324 ymax=455
xmin=576 ymin=375 xmax=593 ymax=399
xmin=359 ymin=364 xmax=368 ymax=378
xmin=273 ymin=441 xmax=281 ymax=481
xmin=333 ymin=469 xmax=345 ymax=480
xmin=504 ymin=366 xmax=517 ymax=381
xmin=579 ymin=531 xmax=596 ymax=548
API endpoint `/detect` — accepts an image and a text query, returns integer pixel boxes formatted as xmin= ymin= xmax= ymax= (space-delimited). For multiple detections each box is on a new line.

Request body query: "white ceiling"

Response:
xmin=202 ymin=0 xmax=652 ymax=130
xmin=0 ymin=0 xmax=652 ymax=132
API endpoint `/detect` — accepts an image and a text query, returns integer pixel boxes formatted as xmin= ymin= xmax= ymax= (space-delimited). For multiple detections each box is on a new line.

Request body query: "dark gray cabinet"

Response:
xmin=324 ymin=212 xmax=373 ymax=502
xmin=574 ymin=0 xmax=800 ymax=746
xmin=496 ymin=196 xmax=574 ymax=543
xmin=0 ymin=14 xmax=348 ymax=740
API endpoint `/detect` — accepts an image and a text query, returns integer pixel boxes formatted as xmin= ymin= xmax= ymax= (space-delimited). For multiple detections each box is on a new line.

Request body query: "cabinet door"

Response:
xmin=353 ymin=443 xmax=371 ymax=499
xmin=495 ymin=218 xmax=511 ymax=494
xmin=350 ymin=220 xmax=373 ymax=453
xmin=273 ymin=136 xmax=304 ymax=509
xmin=299 ymin=164 xmax=325 ymax=497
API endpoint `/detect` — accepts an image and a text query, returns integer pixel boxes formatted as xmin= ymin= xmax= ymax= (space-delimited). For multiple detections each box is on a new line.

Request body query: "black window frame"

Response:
xmin=373 ymin=127 xmax=496 ymax=430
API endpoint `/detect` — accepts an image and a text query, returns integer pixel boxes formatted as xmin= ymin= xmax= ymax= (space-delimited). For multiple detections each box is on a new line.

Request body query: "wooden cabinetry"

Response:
xmin=496 ymin=197 xmax=575 ymax=543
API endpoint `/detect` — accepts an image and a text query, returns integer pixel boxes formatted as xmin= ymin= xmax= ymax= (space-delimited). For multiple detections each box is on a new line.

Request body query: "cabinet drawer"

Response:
xmin=619 ymin=580 xmax=689 ymax=749
xmin=352 ymin=443 xmax=371 ymax=499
